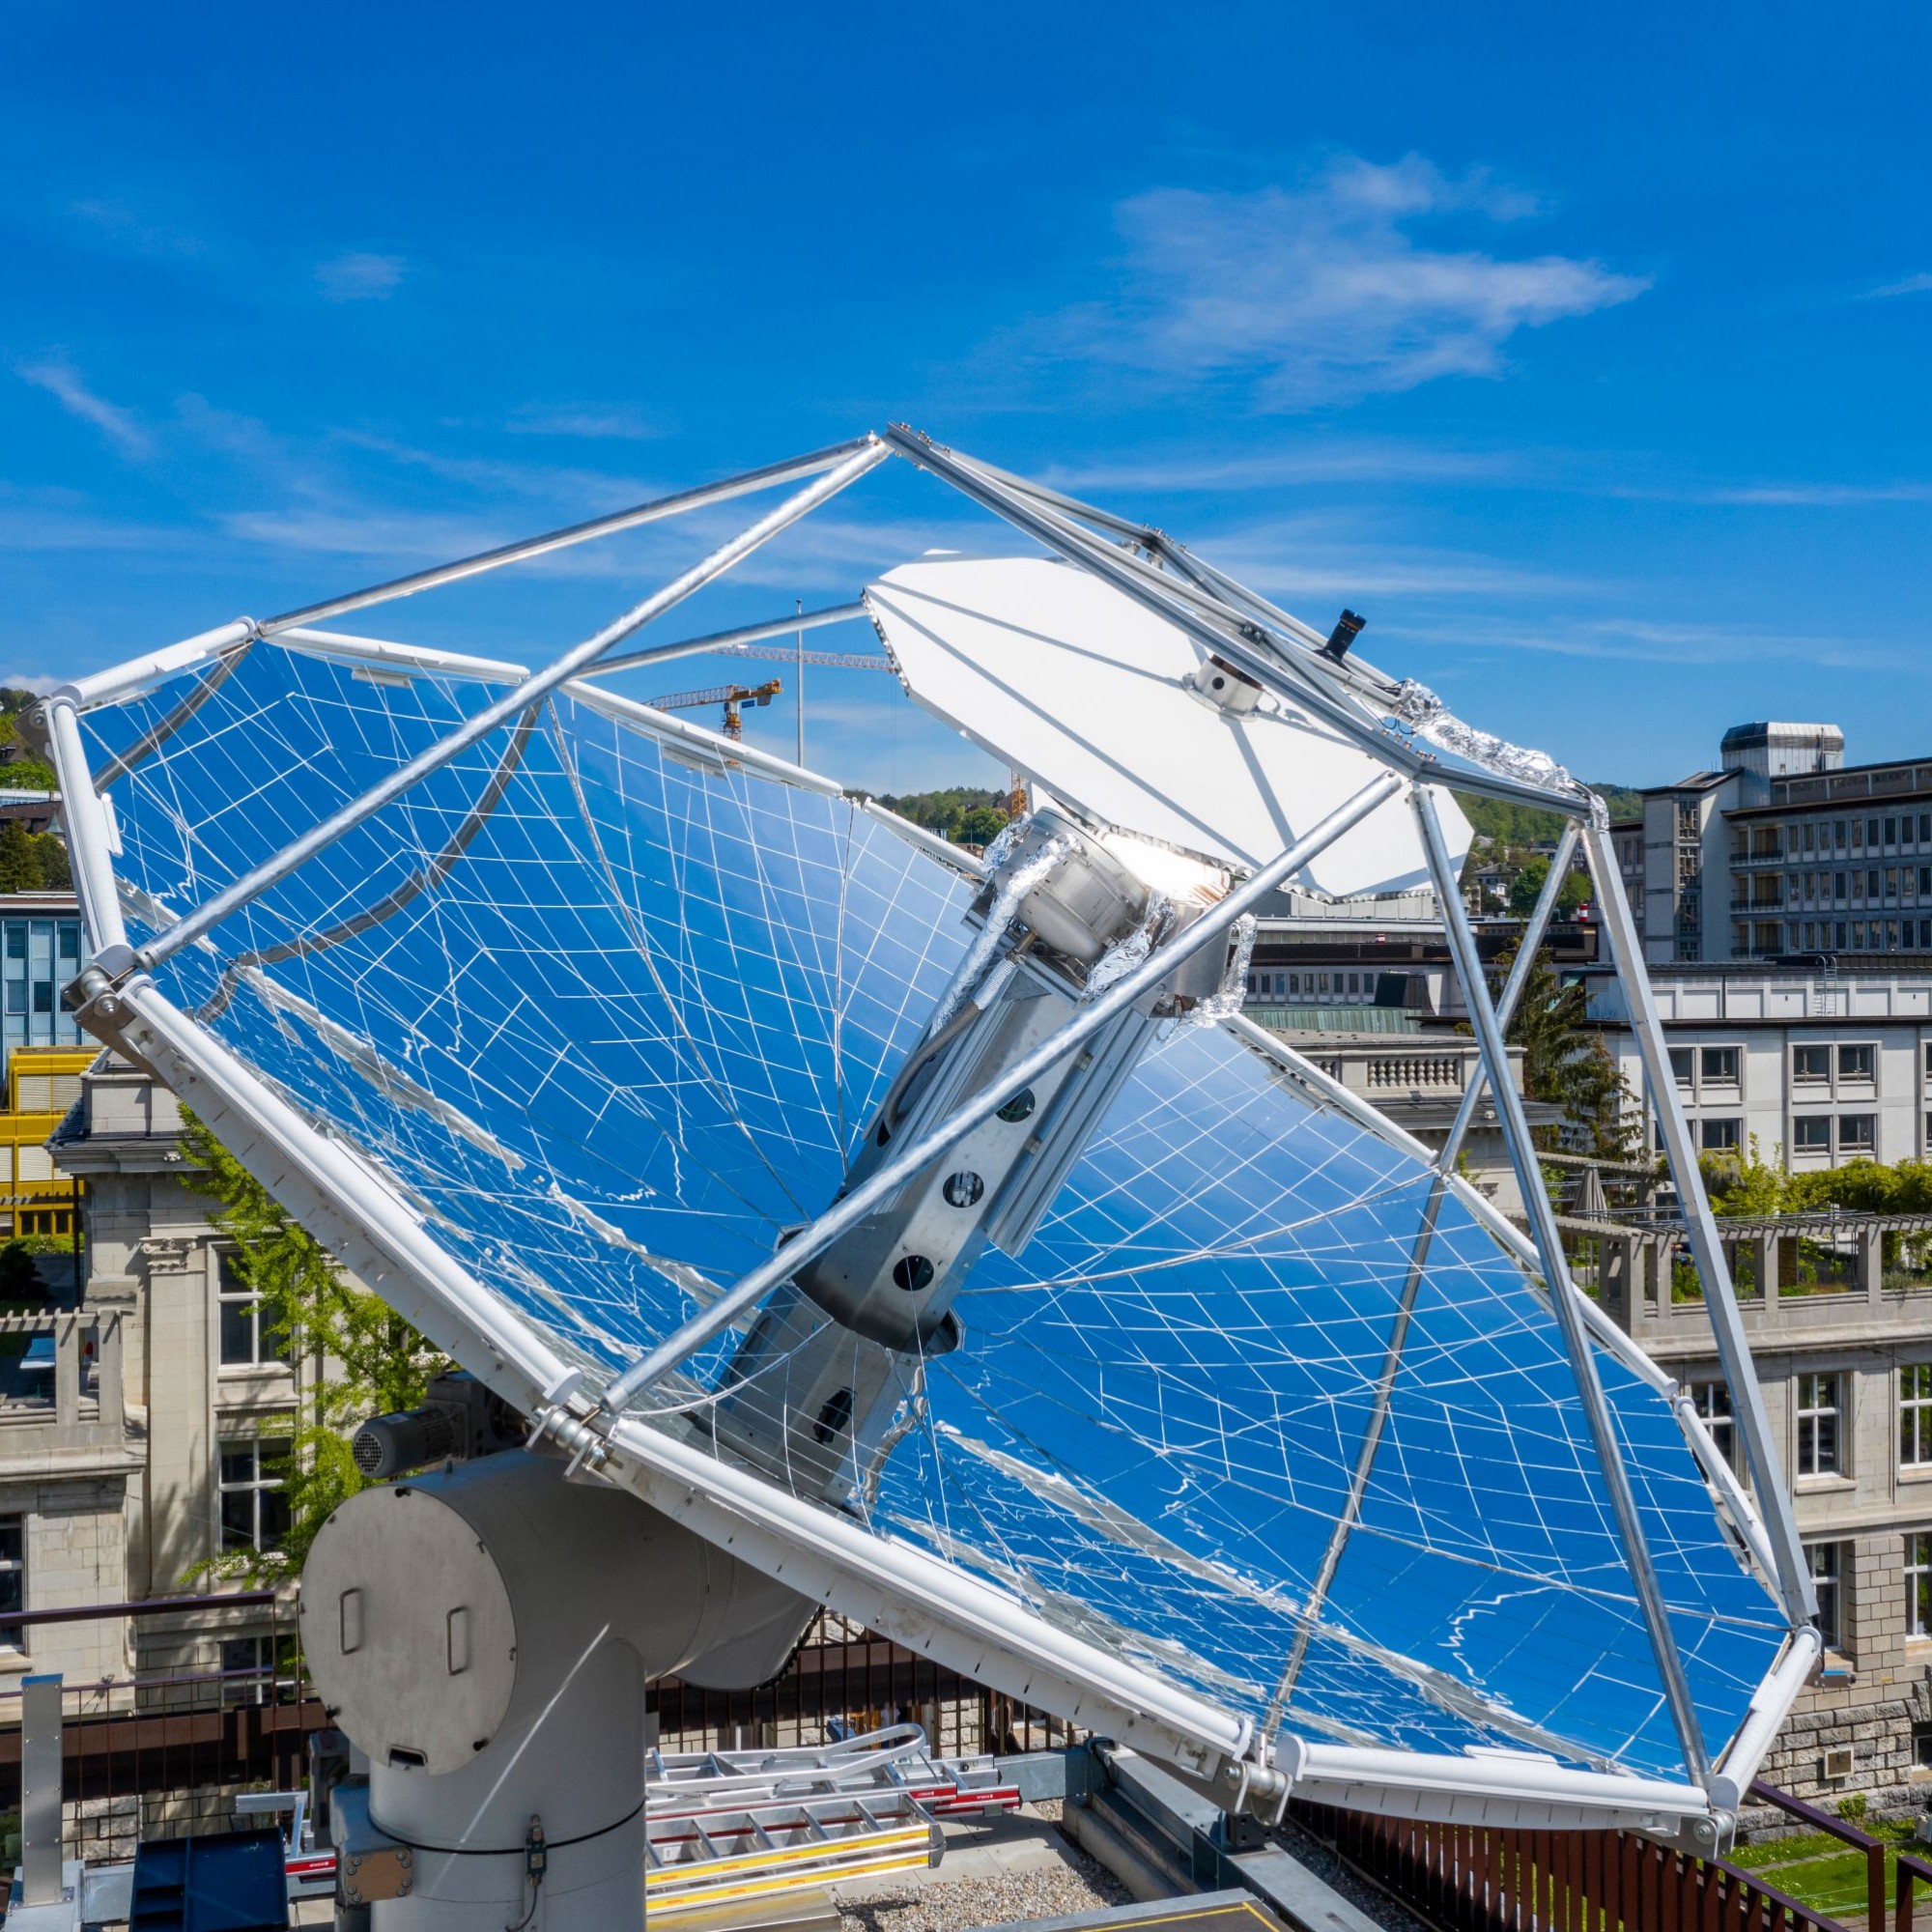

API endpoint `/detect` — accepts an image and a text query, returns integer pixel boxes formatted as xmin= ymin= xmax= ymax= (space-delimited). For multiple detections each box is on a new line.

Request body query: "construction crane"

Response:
xmin=646 ymin=678 xmax=782 ymax=742
xmin=717 ymin=643 xmax=895 ymax=673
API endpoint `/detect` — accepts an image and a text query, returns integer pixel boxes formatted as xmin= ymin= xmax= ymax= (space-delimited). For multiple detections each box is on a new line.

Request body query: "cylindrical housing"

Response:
xmin=301 ymin=1451 xmax=812 ymax=1928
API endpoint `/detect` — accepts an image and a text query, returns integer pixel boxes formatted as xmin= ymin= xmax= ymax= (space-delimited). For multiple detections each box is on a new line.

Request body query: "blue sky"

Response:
xmin=5 ymin=2 xmax=1929 ymax=794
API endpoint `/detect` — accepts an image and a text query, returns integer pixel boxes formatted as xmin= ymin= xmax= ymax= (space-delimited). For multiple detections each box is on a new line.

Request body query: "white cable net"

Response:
xmin=79 ymin=639 xmax=1787 ymax=1787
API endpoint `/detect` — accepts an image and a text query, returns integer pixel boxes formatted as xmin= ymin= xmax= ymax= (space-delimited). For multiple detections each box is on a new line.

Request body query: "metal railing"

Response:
xmin=0 ymin=1595 xmax=1073 ymax=1867
xmin=1293 ymin=1794 xmax=1848 ymax=1931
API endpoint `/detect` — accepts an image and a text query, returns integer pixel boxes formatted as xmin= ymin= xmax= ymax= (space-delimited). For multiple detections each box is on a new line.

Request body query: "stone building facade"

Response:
xmin=1601 ymin=1250 xmax=1932 ymax=1812
xmin=6 ymin=1047 xmax=317 ymax=1703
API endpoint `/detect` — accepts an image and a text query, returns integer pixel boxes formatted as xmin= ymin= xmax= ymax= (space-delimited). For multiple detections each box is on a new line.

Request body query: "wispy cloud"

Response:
xmin=315 ymin=251 xmax=406 ymax=301
xmin=1030 ymin=154 xmax=1647 ymax=408
xmin=1861 ymin=271 xmax=1932 ymax=300
xmin=65 ymin=196 xmax=207 ymax=263
xmin=1697 ymin=480 xmax=1932 ymax=506
xmin=1435 ymin=612 xmax=1901 ymax=671
xmin=1041 ymin=441 xmax=1516 ymax=496
xmin=15 ymin=358 xmax=150 ymax=456
xmin=505 ymin=403 xmax=665 ymax=441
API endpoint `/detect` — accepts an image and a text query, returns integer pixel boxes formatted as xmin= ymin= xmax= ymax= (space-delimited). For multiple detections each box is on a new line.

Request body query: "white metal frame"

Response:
xmin=41 ymin=425 xmax=1813 ymax=1841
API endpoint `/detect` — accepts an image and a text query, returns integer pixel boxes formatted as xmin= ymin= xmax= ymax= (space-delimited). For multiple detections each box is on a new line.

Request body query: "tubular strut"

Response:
xmin=124 ymin=440 xmax=889 ymax=977
xmin=1414 ymin=786 xmax=1714 ymax=1789
xmin=1266 ymin=818 xmax=1583 ymax=1724
xmin=1581 ymin=816 xmax=1812 ymax=1624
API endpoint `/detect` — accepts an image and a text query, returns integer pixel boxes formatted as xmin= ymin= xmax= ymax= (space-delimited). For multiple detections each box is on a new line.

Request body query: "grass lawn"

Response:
xmin=1728 ymin=1817 xmax=1922 ymax=1923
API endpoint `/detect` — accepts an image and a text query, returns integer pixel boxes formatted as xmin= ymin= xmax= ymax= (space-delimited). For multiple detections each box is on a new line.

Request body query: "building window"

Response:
xmin=1905 ymin=1365 xmax=1932 ymax=1467
xmin=1910 ymin=1533 xmax=1932 ymax=1638
xmin=1839 ymin=1115 xmax=1876 ymax=1155
xmin=1797 ymin=1372 xmax=1840 ymax=1476
xmin=218 ymin=1436 xmax=293 ymax=1553
xmin=1690 ymin=1379 xmax=1735 ymax=1468
xmin=216 ymin=1254 xmax=288 ymax=1369
xmin=1808 ymin=1543 xmax=1843 ymax=1652
xmin=1700 ymin=1118 xmax=1741 ymax=1151
xmin=1795 ymin=1116 xmax=1833 ymax=1153
xmin=0 ymin=1517 xmax=22 ymax=1651
xmin=1700 ymin=1046 xmax=1740 ymax=1085
xmin=1795 ymin=1044 xmax=1832 ymax=1084
xmin=1669 ymin=1047 xmax=1693 ymax=1089
xmin=1838 ymin=1043 xmax=1875 ymax=1083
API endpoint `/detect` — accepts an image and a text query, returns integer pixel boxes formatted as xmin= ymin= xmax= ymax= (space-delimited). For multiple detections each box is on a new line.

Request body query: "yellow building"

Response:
xmin=0 ymin=1046 xmax=92 ymax=1240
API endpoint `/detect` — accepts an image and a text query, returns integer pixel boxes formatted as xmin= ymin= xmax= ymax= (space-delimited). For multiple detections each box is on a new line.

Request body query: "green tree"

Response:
xmin=181 ymin=1113 xmax=445 ymax=1583
xmin=1505 ymin=853 xmax=1593 ymax=919
xmin=1699 ymin=1134 xmax=1789 ymax=1214
xmin=0 ymin=821 xmax=45 ymax=894
xmin=954 ymin=805 xmax=1009 ymax=845
xmin=1492 ymin=939 xmax=1639 ymax=1157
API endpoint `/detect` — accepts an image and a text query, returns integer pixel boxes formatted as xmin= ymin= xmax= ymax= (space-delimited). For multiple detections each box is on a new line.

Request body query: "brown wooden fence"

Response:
xmin=1293 ymin=1796 xmax=1854 ymax=1932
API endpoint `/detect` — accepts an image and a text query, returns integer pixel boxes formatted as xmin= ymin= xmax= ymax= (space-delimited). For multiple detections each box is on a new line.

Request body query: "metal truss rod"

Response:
xmin=1581 ymin=815 xmax=1813 ymax=1624
xmin=599 ymin=767 xmax=1406 ymax=1415
xmin=259 ymin=439 xmax=877 ymax=635
xmin=129 ymin=440 xmax=889 ymax=977
xmin=943 ymin=447 xmax=1347 ymax=672
xmin=577 ymin=603 xmax=869 ymax=680
xmin=42 ymin=699 xmax=130 ymax=957
xmin=1266 ymin=818 xmax=1582 ymax=1723
xmin=890 ymin=430 xmax=1593 ymax=820
xmin=1415 ymin=786 xmax=1714 ymax=1789
xmin=882 ymin=429 xmax=1413 ymax=775
xmin=1437 ymin=818 xmax=1582 ymax=1174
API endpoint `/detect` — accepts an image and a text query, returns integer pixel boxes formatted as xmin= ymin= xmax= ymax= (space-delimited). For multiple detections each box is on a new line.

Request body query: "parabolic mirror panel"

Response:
xmin=78 ymin=639 xmax=1785 ymax=1789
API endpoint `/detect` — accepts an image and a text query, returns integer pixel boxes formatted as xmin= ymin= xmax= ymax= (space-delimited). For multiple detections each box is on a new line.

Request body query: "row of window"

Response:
xmin=1693 ymin=1114 xmax=1874 ymax=1154
xmin=1241 ymin=970 xmax=1383 ymax=1004
xmin=0 ymin=918 xmax=85 ymax=1054
xmin=1807 ymin=1536 xmax=1932 ymax=1653
xmin=1695 ymin=1368 xmax=1932 ymax=1484
xmin=1742 ymin=919 xmax=1932 ymax=953
xmin=1741 ymin=812 xmax=1932 ymax=862
xmin=1671 ymin=1042 xmax=1892 ymax=1092
xmin=1756 ymin=867 xmax=1932 ymax=909
xmin=0 ymin=1445 xmax=290 ymax=1652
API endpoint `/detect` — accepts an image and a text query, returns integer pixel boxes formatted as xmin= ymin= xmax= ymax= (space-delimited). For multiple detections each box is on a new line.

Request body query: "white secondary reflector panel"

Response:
xmin=866 ymin=556 xmax=1469 ymax=895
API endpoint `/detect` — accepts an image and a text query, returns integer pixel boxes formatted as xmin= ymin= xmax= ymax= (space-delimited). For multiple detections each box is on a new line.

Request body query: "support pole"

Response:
xmin=43 ymin=699 xmax=129 ymax=956
xmin=1580 ymin=815 xmax=1812 ymax=1622
xmin=578 ymin=602 xmax=868 ymax=683
xmin=1267 ymin=819 xmax=1581 ymax=1722
xmin=885 ymin=428 xmax=1595 ymax=819
xmin=130 ymin=440 xmax=888 ymax=977
xmin=599 ymin=768 xmax=1405 ymax=1413
xmin=20 ymin=1673 xmax=63 ymax=1909
xmin=259 ymin=440 xmax=875 ymax=636
xmin=1415 ymin=786 xmax=1714 ymax=1788
xmin=883 ymin=429 xmax=1409 ymax=781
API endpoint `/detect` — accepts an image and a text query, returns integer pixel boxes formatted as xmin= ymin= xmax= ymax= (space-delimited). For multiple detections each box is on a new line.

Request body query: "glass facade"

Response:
xmin=1 ymin=909 xmax=84 ymax=1060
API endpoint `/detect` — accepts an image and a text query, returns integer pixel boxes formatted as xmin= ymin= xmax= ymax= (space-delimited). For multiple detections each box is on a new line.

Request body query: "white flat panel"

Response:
xmin=866 ymin=556 xmax=1468 ymax=895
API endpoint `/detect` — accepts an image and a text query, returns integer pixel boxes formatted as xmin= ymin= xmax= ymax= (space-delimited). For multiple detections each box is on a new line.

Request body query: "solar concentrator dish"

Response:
xmin=45 ymin=431 xmax=1811 ymax=1843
